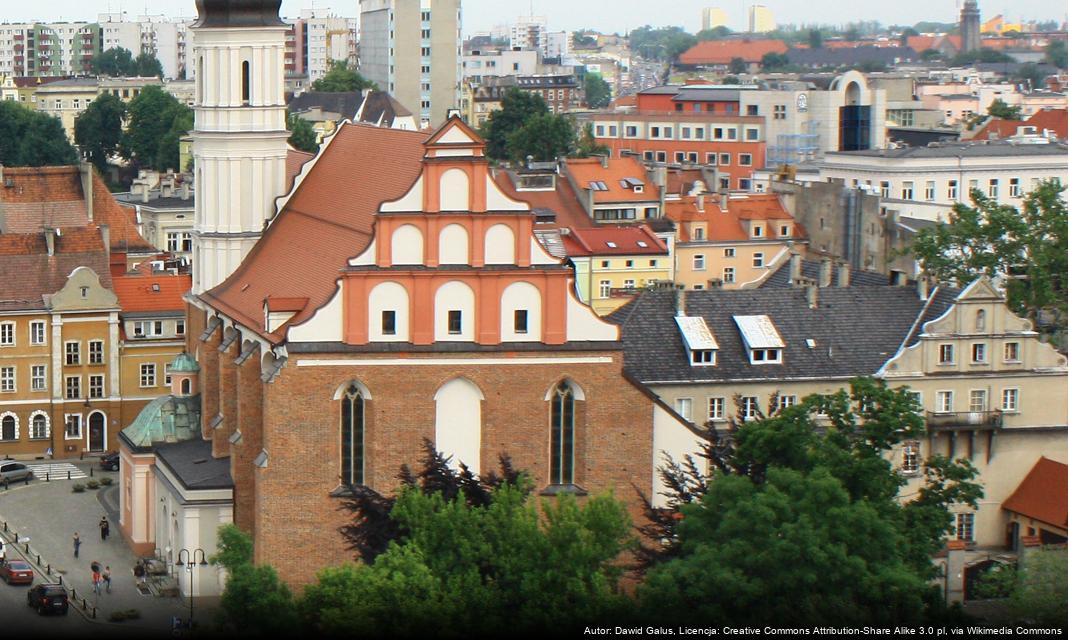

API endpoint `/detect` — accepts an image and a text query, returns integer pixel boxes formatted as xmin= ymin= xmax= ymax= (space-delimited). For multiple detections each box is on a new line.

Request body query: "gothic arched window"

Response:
xmin=550 ymin=382 xmax=575 ymax=485
xmin=340 ymin=384 xmax=365 ymax=485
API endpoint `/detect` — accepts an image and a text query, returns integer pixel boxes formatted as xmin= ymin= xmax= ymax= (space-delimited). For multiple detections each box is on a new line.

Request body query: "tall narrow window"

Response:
xmin=341 ymin=384 xmax=365 ymax=485
xmin=241 ymin=61 xmax=250 ymax=104
xmin=514 ymin=310 xmax=528 ymax=334
xmin=381 ymin=311 xmax=397 ymax=336
xmin=550 ymin=383 xmax=575 ymax=485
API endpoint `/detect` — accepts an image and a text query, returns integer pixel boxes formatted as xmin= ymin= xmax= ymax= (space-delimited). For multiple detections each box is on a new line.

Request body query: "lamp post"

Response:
xmin=175 ymin=548 xmax=208 ymax=629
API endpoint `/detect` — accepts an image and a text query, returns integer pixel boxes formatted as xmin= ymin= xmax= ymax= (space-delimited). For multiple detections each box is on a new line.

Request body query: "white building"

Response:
xmin=462 ymin=48 xmax=541 ymax=85
xmin=748 ymin=5 xmax=775 ymax=33
xmin=701 ymin=8 xmax=728 ymax=32
xmin=819 ymin=140 xmax=1068 ymax=222
xmin=510 ymin=15 xmax=547 ymax=53
xmin=297 ymin=9 xmax=356 ymax=81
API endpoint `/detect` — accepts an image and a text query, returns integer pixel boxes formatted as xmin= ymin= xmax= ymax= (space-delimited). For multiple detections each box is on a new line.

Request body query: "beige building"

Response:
xmin=34 ymin=76 xmax=165 ymax=140
xmin=617 ymin=277 xmax=1068 ymax=552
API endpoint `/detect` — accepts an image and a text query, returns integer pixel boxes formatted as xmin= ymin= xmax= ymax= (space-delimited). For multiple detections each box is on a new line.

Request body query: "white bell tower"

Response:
xmin=190 ymin=0 xmax=290 ymax=295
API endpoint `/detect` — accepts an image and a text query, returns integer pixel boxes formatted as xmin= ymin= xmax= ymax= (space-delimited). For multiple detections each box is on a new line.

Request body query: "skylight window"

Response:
xmin=589 ymin=181 xmax=608 ymax=191
xmin=606 ymin=241 xmax=617 ymax=248
xmin=636 ymin=241 xmax=648 ymax=247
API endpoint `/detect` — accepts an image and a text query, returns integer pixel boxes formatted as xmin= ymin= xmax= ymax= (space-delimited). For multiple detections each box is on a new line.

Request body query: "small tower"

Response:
xmin=169 ymin=351 xmax=200 ymax=397
xmin=960 ymin=0 xmax=981 ymax=54
xmin=190 ymin=0 xmax=291 ymax=294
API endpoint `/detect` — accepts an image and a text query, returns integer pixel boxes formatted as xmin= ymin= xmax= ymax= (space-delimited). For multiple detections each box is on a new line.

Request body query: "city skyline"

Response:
xmin=2 ymin=0 xmax=1065 ymax=36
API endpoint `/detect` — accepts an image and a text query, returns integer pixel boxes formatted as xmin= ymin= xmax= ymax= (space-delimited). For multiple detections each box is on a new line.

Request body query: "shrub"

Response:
xmin=108 ymin=609 xmax=141 ymax=622
xmin=72 ymin=483 xmax=85 ymax=493
xmin=86 ymin=480 xmax=100 ymax=490
xmin=99 ymin=477 xmax=113 ymax=486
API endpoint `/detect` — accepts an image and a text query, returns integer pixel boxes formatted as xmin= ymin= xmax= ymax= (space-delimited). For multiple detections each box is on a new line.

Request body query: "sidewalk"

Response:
xmin=0 ymin=459 xmax=219 ymax=633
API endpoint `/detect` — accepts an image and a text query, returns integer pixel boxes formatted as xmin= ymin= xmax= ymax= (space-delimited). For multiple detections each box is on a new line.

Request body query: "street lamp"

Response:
xmin=175 ymin=548 xmax=208 ymax=629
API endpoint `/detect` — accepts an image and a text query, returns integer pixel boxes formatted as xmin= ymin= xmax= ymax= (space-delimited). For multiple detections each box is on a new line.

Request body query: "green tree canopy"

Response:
xmin=1011 ymin=549 xmax=1068 ymax=626
xmin=0 ymin=101 xmax=78 ymax=167
xmin=697 ymin=26 xmax=732 ymax=41
xmin=286 ymin=112 xmax=319 ymax=153
xmin=122 ymin=85 xmax=192 ymax=170
xmin=506 ymin=112 xmax=576 ymax=163
xmin=728 ymin=57 xmax=748 ymax=74
xmin=920 ymin=48 xmax=945 ymax=61
xmin=574 ymin=123 xmax=610 ymax=158
xmin=74 ymin=93 xmax=126 ymax=172
xmin=310 ymin=60 xmax=377 ymax=92
xmin=629 ymin=25 xmax=696 ymax=61
xmin=1045 ymin=40 xmax=1068 ymax=69
xmin=952 ymin=48 xmax=1014 ymax=65
xmin=987 ymin=98 xmax=1022 ymax=120
xmin=761 ymin=52 xmax=790 ymax=70
xmin=637 ymin=378 xmax=982 ymax=625
xmin=583 ymin=72 xmax=612 ymax=109
xmin=479 ymin=88 xmax=550 ymax=160
xmin=910 ymin=180 xmax=1068 ymax=334
xmin=808 ymin=29 xmax=824 ymax=49
xmin=213 ymin=524 xmax=298 ymax=635
xmin=134 ymin=52 xmax=164 ymax=78
xmin=91 ymin=47 xmax=135 ymax=76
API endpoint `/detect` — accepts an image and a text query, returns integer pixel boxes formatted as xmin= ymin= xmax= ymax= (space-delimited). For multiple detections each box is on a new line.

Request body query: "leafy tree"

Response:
xmin=899 ymin=26 xmax=920 ymax=46
xmin=134 ymin=52 xmax=164 ymax=78
xmin=920 ymin=48 xmax=945 ymax=61
xmin=987 ymin=98 xmax=1022 ymax=120
xmin=0 ymin=101 xmax=78 ymax=167
xmin=728 ymin=57 xmax=747 ymax=74
xmin=310 ymin=60 xmax=376 ymax=92
xmin=722 ymin=75 xmax=741 ymax=85
xmin=1013 ymin=63 xmax=1045 ymax=90
xmin=213 ymin=524 xmax=298 ymax=634
xmin=910 ymin=180 xmax=1068 ymax=332
xmin=844 ymin=27 xmax=861 ymax=42
xmin=808 ymin=29 xmax=823 ymax=49
xmin=972 ymin=563 xmax=1017 ymax=599
xmin=583 ymin=72 xmax=612 ymax=109
xmin=636 ymin=378 xmax=983 ymax=625
xmin=761 ymin=52 xmax=790 ymax=71
xmin=74 ymin=93 xmax=126 ymax=172
xmin=574 ymin=123 xmax=609 ymax=158
xmin=696 ymin=26 xmax=731 ymax=41
xmin=1045 ymin=40 xmax=1068 ymax=69
xmin=573 ymin=32 xmax=598 ymax=49
xmin=122 ymin=85 xmax=192 ymax=170
xmin=629 ymin=25 xmax=696 ymax=62
xmin=479 ymin=88 xmax=550 ymax=160
xmin=92 ymin=47 xmax=135 ymax=76
xmin=286 ymin=112 xmax=319 ymax=153
xmin=507 ymin=112 xmax=576 ymax=163
xmin=952 ymin=48 xmax=1014 ymax=65
xmin=1011 ymin=549 xmax=1068 ymax=626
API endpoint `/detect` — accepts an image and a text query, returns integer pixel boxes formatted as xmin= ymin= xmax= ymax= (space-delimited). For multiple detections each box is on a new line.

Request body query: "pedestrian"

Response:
xmin=133 ymin=560 xmax=146 ymax=585
xmin=72 ymin=532 xmax=81 ymax=558
xmin=103 ymin=566 xmax=112 ymax=593
xmin=91 ymin=569 xmax=102 ymax=595
xmin=99 ymin=516 xmax=109 ymax=541
xmin=0 ymin=539 xmax=5 ymax=566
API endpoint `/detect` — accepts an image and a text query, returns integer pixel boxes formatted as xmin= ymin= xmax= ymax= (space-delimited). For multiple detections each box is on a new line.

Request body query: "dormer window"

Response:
xmin=734 ymin=315 xmax=785 ymax=365
xmin=752 ymin=225 xmax=763 ymax=238
xmin=675 ymin=316 xmax=718 ymax=368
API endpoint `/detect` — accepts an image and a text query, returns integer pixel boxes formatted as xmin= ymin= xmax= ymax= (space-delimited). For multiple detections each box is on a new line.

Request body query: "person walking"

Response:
xmin=103 ymin=566 xmax=112 ymax=593
xmin=133 ymin=560 xmax=146 ymax=586
xmin=91 ymin=569 xmax=102 ymax=595
xmin=99 ymin=516 xmax=109 ymax=541
xmin=72 ymin=532 xmax=81 ymax=558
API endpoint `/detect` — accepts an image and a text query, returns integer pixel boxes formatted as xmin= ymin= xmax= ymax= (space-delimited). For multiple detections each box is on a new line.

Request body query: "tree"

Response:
xmin=583 ymin=72 xmax=612 ymax=109
xmin=728 ymin=57 xmax=747 ymax=74
xmin=952 ymin=48 xmax=1014 ymax=65
xmin=479 ymin=88 xmax=550 ymax=160
xmin=0 ymin=101 xmax=78 ymax=167
xmin=310 ymin=60 xmax=377 ymax=92
xmin=696 ymin=26 xmax=731 ymax=41
xmin=1045 ymin=40 xmax=1068 ymax=69
xmin=722 ymin=75 xmax=741 ymax=85
xmin=808 ymin=29 xmax=823 ymax=49
xmin=74 ymin=93 xmax=126 ymax=172
xmin=636 ymin=378 xmax=983 ymax=625
xmin=122 ymin=85 xmax=192 ymax=170
xmin=1011 ymin=549 xmax=1068 ymax=626
xmin=313 ymin=443 xmax=632 ymax=635
xmin=574 ymin=123 xmax=609 ymax=158
xmin=507 ymin=113 xmax=576 ymax=163
xmin=91 ymin=47 xmax=135 ymax=76
xmin=761 ymin=52 xmax=790 ymax=71
xmin=213 ymin=524 xmax=298 ymax=634
xmin=629 ymin=25 xmax=696 ymax=62
xmin=920 ymin=48 xmax=945 ymax=61
xmin=899 ymin=26 xmax=920 ymax=46
xmin=1013 ymin=63 xmax=1045 ymax=90
xmin=987 ymin=98 xmax=1022 ymax=120
xmin=134 ymin=52 xmax=164 ymax=78
xmin=287 ymin=112 xmax=319 ymax=153
xmin=910 ymin=180 xmax=1068 ymax=334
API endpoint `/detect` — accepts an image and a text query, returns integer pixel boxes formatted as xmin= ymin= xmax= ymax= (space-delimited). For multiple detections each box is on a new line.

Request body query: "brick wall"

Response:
xmin=232 ymin=351 xmax=263 ymax=533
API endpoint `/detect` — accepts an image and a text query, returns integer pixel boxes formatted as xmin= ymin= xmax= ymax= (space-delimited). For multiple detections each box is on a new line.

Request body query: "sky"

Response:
xmin=4 ymin=1 xmax=1064 ymax=35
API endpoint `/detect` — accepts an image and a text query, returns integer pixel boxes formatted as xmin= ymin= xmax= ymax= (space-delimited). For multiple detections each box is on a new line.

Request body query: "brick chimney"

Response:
xmin=818 ymin=257 xmax=833 ymax=288
xmin=836 ymin=262 xmax=850 ymax=287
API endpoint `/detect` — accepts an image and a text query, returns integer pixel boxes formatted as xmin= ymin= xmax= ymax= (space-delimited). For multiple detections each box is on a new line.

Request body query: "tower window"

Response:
xmin=241 ymin=60 xmax=250 ymax=104
xmin=514 ymin=310 xmax=528 ymax=334
xmin=381 ymin=311 xmax=396 ymax=336
xmin=448 ymin=310 xmax=462 ymax=334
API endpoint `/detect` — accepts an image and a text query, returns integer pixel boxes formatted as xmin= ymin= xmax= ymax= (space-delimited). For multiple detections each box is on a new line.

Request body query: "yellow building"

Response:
xmin=563 ymin=225 xmax=672 ymax=315
xmin=34 ymin=76 xmax=164 ymax=141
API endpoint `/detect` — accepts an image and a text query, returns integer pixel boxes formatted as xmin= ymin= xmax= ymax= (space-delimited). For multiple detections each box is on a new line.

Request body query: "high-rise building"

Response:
xmin=747 ymin=5 xmax=775 ymax=33
xmin=960 ymin=0 xmax=981 ymax=54
xmin=701 ymin=7 xmax=728 ymax=32
xmin=359 ymin=0 xmax=462 ymax=129
xmin=190 ymin=0 xmax=291 ymax=294
xmin=510 ymin=15 xmax=547 ymax=52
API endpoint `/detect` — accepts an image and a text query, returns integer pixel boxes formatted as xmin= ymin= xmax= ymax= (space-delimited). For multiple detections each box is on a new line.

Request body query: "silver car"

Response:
xmin=0 ymin=461 xmax=33 ymax=483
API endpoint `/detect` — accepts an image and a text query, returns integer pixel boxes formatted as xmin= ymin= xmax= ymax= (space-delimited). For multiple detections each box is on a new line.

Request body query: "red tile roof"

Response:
xmin=1002 ymin=457 xmax=1068 ymax=529
xmin=678 ymin=39 xmax=787 ymax=65
xmin=91 ymin=173 xmax=155 ymax=253
xmin=906 ymin=35 xmax=961 ymax=53
xmin=1025 ymin=108 xmax=1068 ymax=139
xmin=200 ymin=123 xmax=430 ymax=339
xmin=0 ymin=227 xmax=113 ymax=312
xmin=970 ymin=118 xmax=1025 ymax=140
xmin=564 ymin=157 xmax=660 ymax=205
xmin=285 ymin=148 xmax=314 ymax=191
xmin=561 ymin=224 xmax=668 ymax=257
xmin=492 ymin=171 xmax=596 ymax=231
xmin=665 ymin=193 xmax=801 ymax=243
xmin=265 ymin=296 xmax=308 ymax=312
xmin=112 ymin=271 xmax=192 ymax=314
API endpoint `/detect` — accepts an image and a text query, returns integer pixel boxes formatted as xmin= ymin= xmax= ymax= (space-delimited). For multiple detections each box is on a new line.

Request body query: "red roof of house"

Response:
xmin=285 ymin=148 xmax=314 ymax=191
xmin=564 ymin=157 xmax=660 ymax=205
xmin=678 ymin=39 xmax=787 ymax=65
xmin=1026 ymin=108 xmax=1068 ymax=139
xmin=265 ymin=296 xmax=309 ymax=312
xmin=665 ymin=193 xmax=801 ymax=243
xmin=493 ymin=171 xmax=596 ymax=231
xmin=906 ymin=35 xmax=961 ymax=53
xmin=112 ymin=270 xmax=192 ymax=314
xmin=560 ymin=224 xmax=668 ymax=257
xmin=970 ymin=118 xmax=1025 ymax=140
xmin=200 ymin=123 xmax=430 ymax=340
xmin=0 ymin=227 xmax=112 ymax=312
xmin=1002 ymin=457 xmax=1068 ymax=529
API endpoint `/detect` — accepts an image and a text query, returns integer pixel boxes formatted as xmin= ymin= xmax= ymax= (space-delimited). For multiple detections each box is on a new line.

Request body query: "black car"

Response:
xmin=100 ymin=452 xmax=120 ymax=472
xmin=27 ymin=584 xmax=68 ymax=615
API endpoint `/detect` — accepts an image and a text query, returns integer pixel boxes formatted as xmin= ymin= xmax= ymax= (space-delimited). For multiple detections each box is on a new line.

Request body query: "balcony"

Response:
xmin=926 ymin=411 xmax=1003 ymax=431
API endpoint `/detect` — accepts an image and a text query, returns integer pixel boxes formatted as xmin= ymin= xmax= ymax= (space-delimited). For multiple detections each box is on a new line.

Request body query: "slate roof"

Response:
xmin=786 ymin=46 xmax=918 ymax=67
xmin=826 ymin=141 xmax=1068 ymax=159
xmin=1002 ymin=457 xmax=1068 ymax=529
xmin=612 ymin=285 xmax=955 ymax=384
xmin=155 ymin=438 xmax=233 ymax=491
xmin=288 ymin=91 xmax=363 ymax=120
xmin=760 ymin=259 xmax=893 ymax=288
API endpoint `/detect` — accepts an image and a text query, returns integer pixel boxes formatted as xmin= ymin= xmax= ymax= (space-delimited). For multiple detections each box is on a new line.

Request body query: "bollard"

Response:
xmin=2 ymin=522 xmax=6 ymax=532
xmin=46 ymin=472 xmax=49 ymax=482
xmin=46 ymin=564 xmax=50 ymax=574
xmin=36 ymin=554 xmax=40 ymax=565
xmin=13 ymin=533 xmax=18 ymax=544
xmin=92 ymin=606 xmax=96 ymax=619
xmin=58 ymin=575 xmax=63 ymax=585
xmin=24 ymin=542 xmax=29 ymax=553
xmin=67 ymin=470 xmax=71 ymax=480
xmin=71 ymin=587 xmax=76 ymax=600
xmin=24 ymin=475 xmax=28 ymax=485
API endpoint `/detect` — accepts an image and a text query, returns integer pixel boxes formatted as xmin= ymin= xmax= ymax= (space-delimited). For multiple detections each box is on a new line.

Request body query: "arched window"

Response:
xmin=550 ymin=382 xmax=575 ymax=485
xmin=0 ymin=414 xmax=16 ymax=441
xmin=391 ymin=224 xmax=424 ymax=265
xmin=241 ymin=60 xmax=250 ymax=104
xmin=30 ymin=413 xmax=48 ymax=440
xmin=181 ymin=379 xmax=192 ymax=395
xmin=975 ymin=309 xmax=986 ymax=331
xmin=340 ymin=384 xmax=365 ymax=485
xmin=484 ymin=224 xmax=515 ymax=264
xmin=434 ymin=378 xmax=484 ymax=475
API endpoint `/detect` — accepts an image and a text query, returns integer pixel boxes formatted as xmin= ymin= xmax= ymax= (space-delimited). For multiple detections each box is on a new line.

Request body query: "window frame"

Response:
xmin=31 ymin=364 xmax=46 ymax=392
xmin=0 ymin=321 xmax=15 ymax=346
xmin=139 ymin=363 xmax=157 ymax=388
xmin=65 ymin=375 xmax=81 ymax=400
xmin=88 ymin=340 xmax=104 ymax=365
xmin=1001 ymin=388 xmax=1019 ymax=412
xmin=0 ymin=366 xmax=14 ymax=393
xmin=30 ymin=320 xmax=46 ymax=346
xmin=89 ymin=374 xmax=105 ymax=399
xmin=708 ymin=397 xmax=725 ymax=421
xmin=65 ymin=340 xmax=80 ymax=365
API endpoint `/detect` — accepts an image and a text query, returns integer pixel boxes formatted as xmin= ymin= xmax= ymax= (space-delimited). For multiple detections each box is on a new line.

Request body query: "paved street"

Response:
xmin=0 ymin=459 xmax=219 ymax=636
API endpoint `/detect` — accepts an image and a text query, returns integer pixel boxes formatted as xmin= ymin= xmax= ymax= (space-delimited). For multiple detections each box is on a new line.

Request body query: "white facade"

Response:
xmin=300 ymin=10 xmax=355 ymax=81
xmin=462 ymin=49 xmax=540 ymax=84
xmin=701 ymin=8 xmax=728 ymax=32
xmin=510 ymin=15 xmax=547 ymax=53
xmin=190 ymin=19 xmax=290 ymax=294
xmin=747 ymin=5 xmax=775 ymax=33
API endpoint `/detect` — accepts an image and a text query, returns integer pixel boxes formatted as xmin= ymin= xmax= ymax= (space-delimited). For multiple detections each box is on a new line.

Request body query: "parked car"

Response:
xmin=100 ymin=452 xmax=120 ymax=472
xmin=27 ymin=584 xmax=68 ymax=615
xmin=1 ymin=560 xmax=34 ymax=585
xmin=0 ymin=461 xmax=33 ymax=484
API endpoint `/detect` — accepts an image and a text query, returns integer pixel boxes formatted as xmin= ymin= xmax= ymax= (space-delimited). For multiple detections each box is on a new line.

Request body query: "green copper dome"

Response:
xmin=170 ymin=352 xmax=200 ymax=373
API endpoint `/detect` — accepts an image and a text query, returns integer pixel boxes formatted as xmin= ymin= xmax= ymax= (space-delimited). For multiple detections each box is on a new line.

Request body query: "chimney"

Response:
xmin=79 ymin=162 xmax=94 ymax=222
xmin=675 ymin=287 xmax=687 ymax=316
xmin=789 ymin=251 xmax=802 ymax=283
xmin=696 ymin=194 xmax=705 ymax=212
xmin=818 ymin=257 xmax=833 ymax=288
xmin=719 ymin=191 xmax=728 ymax=211
xmin=598 ymin=153 xmax=608 ymax=169
xmin=917 ymin=275 xmax=929 ymax=301
xmin=141 ymin=187 xmax=150 ymax=204
xmin=836 ymin=262 xmax=851 ymax=287
xmin=44 ymin=228 xmax=56 ymax=256
xmin=99 ymin=224 xmax=110 ymax=262
xmin=806 ymin=284 xmax=818 ymax=309
xmin=652 ymin=165 xmax=667 ymax=188
xmin=180 ymin=180 xmax=190 ymax=201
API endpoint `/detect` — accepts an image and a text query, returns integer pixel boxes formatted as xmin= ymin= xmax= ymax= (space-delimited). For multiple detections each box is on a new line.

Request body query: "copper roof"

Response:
xmin=200 ymin=124 xmax=430 ymax=339
xmin=1002 ymin=457 xmax=1068 ymax=529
